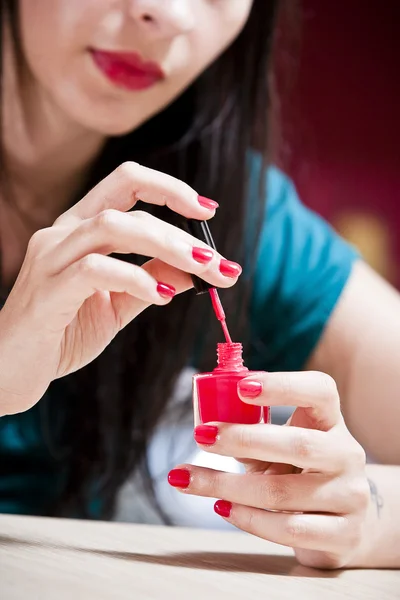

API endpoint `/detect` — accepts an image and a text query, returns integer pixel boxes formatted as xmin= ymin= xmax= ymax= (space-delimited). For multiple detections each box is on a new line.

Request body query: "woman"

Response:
xmin=0 ymin=0 xmax=399 ymax=571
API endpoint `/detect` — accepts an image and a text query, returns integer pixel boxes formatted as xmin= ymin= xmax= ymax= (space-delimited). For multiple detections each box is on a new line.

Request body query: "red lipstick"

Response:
xmin=90 ymin=49 xmax=164 ymax=91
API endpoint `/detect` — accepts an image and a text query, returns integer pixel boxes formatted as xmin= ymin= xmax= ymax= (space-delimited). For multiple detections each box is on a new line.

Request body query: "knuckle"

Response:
xmin=242 ymin=508 xmax=258 ymax=533
xmin=115 ymin=161 xmax=140 ymax=180
xmin=132 ymin=209 xmax=150 ymax=224
xmin=276 ymin=373 xmax=295 ymax=402
xmin=259 ymin=478 xmax=290 ymax=510
xmin=292 ymin=429 xmax=313 ymax=460
xmin=162 ymin=229 xmax=184 ymax=258
xmin=349 ymin=478 xmax=370 ymax=512
xmin=95 ymin=209 xmax=120 ymax=231
xmin=236 ymin=426 xmax=253 ymax=453
xmin=207 ymin=470 xmax=222 ymax=498
xmin=26 ymin=229 xmax=48 ymax=256
xmin=52 ymin=213 xmax=68 ymax=226
xmin=330 ymin=515 xmax=359 ymax=551
xmin=285 ymin=516 xmax=309 ymax=544
xmin=162 ymin=230 xmax=174 ymax=249
xmin=343 ymin=516 xmax=364 ymax=550
xmin=77 ymin=254 xmax=100 ymax=275
xmin=352 ymin=443 xmax=367 ymax=468
xmin=318 ymin=372 xmax=339 ymax=401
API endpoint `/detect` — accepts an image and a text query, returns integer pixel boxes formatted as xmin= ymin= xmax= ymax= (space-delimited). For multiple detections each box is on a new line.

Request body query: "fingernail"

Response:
xmin=219 ymin=259 xmax=242 ymax=278
xmin=192 ymin=247 xmax=214 ymax=264
xmin=168 ymin=469 xmax=191 ymax=489
xmin=237 ymin=380 xmax=263 ymax=398
xmin=157 ymin=282 xmax=176 ymax=299
xmin=198 ymin=195 xmax=219 ymax=210
xmin=194 ymin=425 xmax=218 ymax=445
xmin=214 ymin=500 xmax=232 ymax=518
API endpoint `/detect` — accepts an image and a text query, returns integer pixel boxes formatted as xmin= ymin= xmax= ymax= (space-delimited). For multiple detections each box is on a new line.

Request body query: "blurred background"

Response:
xmin=272 ymin=0 xmax=400 ymax=287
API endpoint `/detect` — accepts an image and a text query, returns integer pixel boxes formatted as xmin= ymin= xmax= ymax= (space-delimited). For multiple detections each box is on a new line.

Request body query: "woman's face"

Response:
xmin=18 ymin=0 xmax=253 ymax=135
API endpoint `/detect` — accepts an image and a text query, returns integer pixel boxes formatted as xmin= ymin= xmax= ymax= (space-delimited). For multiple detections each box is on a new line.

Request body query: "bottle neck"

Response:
xmin=214 ymin=342 xmax=247 ymax=372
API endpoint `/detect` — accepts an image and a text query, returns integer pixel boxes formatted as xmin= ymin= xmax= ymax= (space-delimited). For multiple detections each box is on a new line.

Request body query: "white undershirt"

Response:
xmin=115 ymin=367 xmax=241 ymax=530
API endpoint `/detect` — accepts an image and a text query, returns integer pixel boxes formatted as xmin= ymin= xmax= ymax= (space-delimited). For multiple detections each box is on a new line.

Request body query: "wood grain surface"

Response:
xmin=0 ymin=514 xmax=399 ymax=599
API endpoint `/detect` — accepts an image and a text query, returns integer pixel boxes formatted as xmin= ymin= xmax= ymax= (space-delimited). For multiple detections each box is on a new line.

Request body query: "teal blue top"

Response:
xmin=0 ymin=165 xmax=358 ymax=516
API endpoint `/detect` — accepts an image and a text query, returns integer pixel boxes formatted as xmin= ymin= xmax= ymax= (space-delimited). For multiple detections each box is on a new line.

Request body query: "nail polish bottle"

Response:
xmin=193 ymin=342 xmax=270 ymax=425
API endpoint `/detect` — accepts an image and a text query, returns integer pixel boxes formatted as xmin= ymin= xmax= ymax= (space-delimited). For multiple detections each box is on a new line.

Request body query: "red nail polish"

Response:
xmin=219 ymin=259 xmax=242 ymax=278
xmin=194 ymin=425 xmax=218 ymax=445
xmin=193 ymin=343 xmax=264 ymax=425
xmin=237 ymin=380 xmax=263 ymax=398
xmin=192 ymin=247 xmax=214 ymax=264
xmin=198 ymin=196 xmax=219 ymax=210
xmin=214 ymin=500 xmax=232 ymax=518
xmin=156 ymin=282 xmax=176 ymax=299
xmin=167 ymin=469 xmax=191 ymax=489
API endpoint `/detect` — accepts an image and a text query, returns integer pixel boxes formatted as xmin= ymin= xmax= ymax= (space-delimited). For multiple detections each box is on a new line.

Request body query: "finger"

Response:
xmin=168 ymin=466 xmax=369 ymax=515
xmin=51 ymin=210 xmax=240 ymax=289
xmin=194 ymin=423 xmax=361 ymax=473
xmin=110 ymin=258 xmax=193 ymax=328
xmin=237 ymin=371 xmax=343 ymax=429
xmin=53 ymin=253 xmax=177 ymax=308
xmin=214 ymin=502 xmax=357 ymax=556
xmin=56 ymin=161 xmax=217 ymax=224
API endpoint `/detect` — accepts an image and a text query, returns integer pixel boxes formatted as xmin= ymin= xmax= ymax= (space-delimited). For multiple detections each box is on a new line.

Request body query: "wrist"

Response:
xmin=0 ymin=316 xmax=53 ymax=415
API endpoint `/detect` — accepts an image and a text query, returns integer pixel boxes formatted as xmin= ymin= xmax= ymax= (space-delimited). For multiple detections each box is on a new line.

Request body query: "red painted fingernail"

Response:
xmin=237 ymin=380 xmax=263 ymax=398
xmin=219 ymin=259 xmax=242 ymax=278
xmin=214 ymin=500 xmax=232 ymax=518
xmin=157 ymin=282 xmax=176 ymax=299
xmin=194 ymin=425 xmax=218 ymax=445
xmin=192 ymin=247 xmax=214 ymax=264
xmin=168 ymin=469 xmax=191 ymax=489
xmin=198 ymin=195 xmax=219 ymax=210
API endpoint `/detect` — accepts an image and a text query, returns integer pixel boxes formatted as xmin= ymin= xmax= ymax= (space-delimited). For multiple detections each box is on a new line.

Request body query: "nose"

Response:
xmin=127 ymin=0 xmax=195 ymax=39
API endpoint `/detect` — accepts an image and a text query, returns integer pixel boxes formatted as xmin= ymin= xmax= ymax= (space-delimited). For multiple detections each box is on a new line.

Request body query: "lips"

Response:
xmin=90 ymin=49 xmax=164 ymax=91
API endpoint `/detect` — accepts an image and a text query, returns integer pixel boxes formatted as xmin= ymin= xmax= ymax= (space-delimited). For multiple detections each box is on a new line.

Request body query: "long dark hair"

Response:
xmin=0 ymin=0 xmax=280 ymax=518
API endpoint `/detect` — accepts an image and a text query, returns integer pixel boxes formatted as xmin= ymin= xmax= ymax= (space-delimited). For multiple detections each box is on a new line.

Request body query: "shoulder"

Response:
xmin=246 ymin=160 xmax=359 ymax=372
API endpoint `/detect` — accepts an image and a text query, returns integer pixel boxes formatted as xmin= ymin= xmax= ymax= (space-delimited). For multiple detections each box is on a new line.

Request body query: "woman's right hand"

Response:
xmin=0 ymin=162 xmax=241 ymax=416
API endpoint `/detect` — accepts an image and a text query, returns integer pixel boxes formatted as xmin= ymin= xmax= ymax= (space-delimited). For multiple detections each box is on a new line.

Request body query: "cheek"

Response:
xmin=217 ymin=0 xmax=253 ymax=41
xmin=18 ymin=0 xmax=102 ymax=78
xmin=191 ymin=1 xmax=253 ymax=70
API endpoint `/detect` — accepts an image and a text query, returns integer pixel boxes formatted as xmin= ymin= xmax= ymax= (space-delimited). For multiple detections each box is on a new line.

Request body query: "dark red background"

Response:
xmin=274 ymin=0 xmax=400 ymax=285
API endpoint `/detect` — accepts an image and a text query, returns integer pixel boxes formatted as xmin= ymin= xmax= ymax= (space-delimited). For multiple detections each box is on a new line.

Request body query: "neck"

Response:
xmin=2 ymin=40 xmax=106 ymax=223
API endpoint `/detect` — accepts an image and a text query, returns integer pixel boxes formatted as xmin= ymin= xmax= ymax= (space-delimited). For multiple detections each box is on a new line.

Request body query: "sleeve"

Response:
xmin=246 ymin=165 xmax=359 ymax=372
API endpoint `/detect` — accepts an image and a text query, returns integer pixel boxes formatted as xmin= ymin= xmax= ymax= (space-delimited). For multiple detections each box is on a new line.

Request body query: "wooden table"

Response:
xmin=1 ymin=515 xmax=399 ymax=599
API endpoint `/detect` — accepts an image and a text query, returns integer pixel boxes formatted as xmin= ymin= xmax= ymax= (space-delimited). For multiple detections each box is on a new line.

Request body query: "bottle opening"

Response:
xmin=217 ymin=342 xmax=244 ymax=370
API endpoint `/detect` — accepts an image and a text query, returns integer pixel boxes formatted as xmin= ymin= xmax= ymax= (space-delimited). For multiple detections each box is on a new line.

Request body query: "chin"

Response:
xmin=61 ymin=100 xmax=151 ymax=136
xmin=51 ymin=83 xmax=161 ymax=137
xmin=51 ymin=64 xmax=185 ymax=137
xmin=82 ymin=112 xmax=149 ymax=137
xmin=73 ymin=98 xmax=180 ymax=137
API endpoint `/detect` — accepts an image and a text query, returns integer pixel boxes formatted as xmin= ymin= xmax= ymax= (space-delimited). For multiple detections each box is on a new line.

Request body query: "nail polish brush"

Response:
xmin=181 ymin=219 xmax=233 ymax=343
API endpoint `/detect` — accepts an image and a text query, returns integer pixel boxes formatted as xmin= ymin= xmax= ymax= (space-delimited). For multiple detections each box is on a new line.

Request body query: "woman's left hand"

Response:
xmin=168 ymin=371 xmax=374 ymax=570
